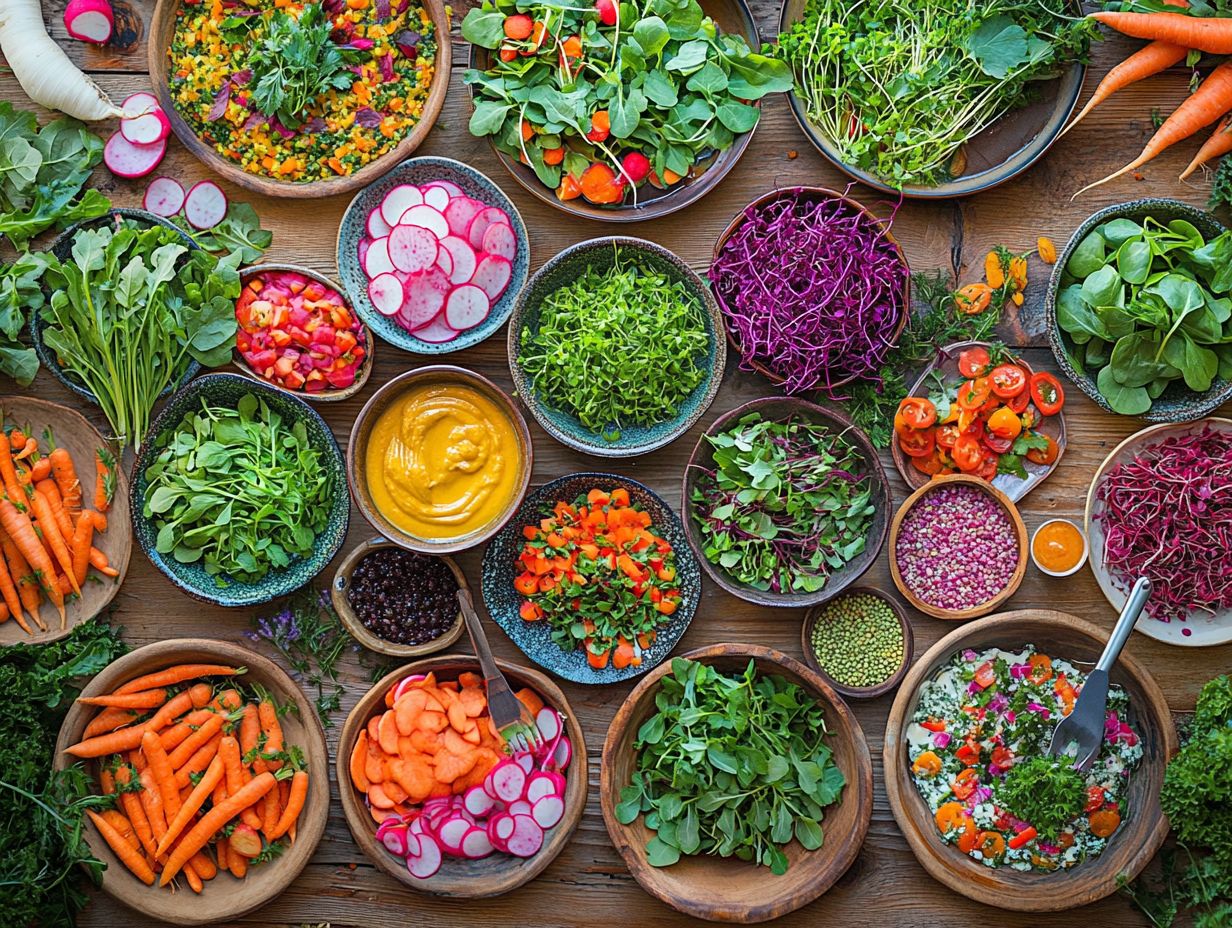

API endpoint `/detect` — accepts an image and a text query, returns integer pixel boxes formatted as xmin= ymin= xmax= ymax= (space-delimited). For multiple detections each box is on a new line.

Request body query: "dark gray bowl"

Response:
xmin=1045 ymin=198 xmax=1232 ymax=423
xmin=507 ymin=237 xmax=726 ymax=457
xmin=480 ymin=473 xmax=700 ymax=684
xmin=130 ymin=372 xmax=350 ymax=607
xmin=32 ymin=208 xmax=202 ymax=405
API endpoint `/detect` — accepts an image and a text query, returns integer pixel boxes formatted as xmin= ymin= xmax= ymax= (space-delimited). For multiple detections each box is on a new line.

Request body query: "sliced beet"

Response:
xmin=380 ymin=184 xmax=424 ymax=227
xmin=481 ymin=221 xmax=517 ymax=262
xmin=444 ymin=197 xmax=485 ymax=237
xmin=471 ymin=253 xmax=512 ymax=301
xmin=367 ymin=273 xmax=404 ymax=317
xmin=443 ymin=284 xmax=490 ymax=331
xmin=466 ymin=207 xmax=509 ymax=251
xmin=388 ymin=223 xmax=438 ymax=274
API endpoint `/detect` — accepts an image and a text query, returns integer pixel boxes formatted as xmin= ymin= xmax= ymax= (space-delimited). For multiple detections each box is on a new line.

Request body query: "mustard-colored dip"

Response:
xmin=366 ymin=382 xmax=520 ymax=540
xmin=1032 ymin=520 xmax=1085 ymax=574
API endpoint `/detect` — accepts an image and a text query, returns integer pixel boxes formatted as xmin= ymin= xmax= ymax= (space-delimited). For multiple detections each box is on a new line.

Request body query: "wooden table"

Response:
xmin=9 ymin=1 xmax=1232 ymax=925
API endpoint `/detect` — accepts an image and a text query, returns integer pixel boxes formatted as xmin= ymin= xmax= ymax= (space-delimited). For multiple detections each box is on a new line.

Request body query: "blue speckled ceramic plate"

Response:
xmin=480 ymin=473 xmax=700 ymax=685
xmin=130 ymin=373 xmax=350 ymax=607
xmin=32 ymin=209 xmax=202 ymax=407
xmin=507 ymin=237 xmax=726 ymax=457
xmin=336 ymin=156 xmax=529 ymax=355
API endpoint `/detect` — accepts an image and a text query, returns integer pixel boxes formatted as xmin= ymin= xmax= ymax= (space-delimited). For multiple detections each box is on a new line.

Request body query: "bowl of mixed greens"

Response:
xmin=1046 ymin=198 xmax=1232 ymax=422
xmin=508 ymin=237 xmax=725 ymax=456
xmin=681 ymin=397 xmax=889 ymax=608
xmin=776 ymin=0 xmax=1091 ymax=197
xmin=130 ymin=372 xmax=349 ymax=607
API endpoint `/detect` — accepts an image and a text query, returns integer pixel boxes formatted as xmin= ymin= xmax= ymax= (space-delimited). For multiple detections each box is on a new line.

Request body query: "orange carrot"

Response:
xmin=78 ymin=689 xmax=167 ymax=709
xmin=0 ymin=537 xmax=27 ymax=633
xmin=141 ymin=730 xmax=182 ymax=825
xmin=12 ymin=437 xmax=35 ymax=461
xmin=35 ymin=479 xmax=74 ymax=542
xmin=266 ymin=770 xmax=308 ymax=841
xmin=86 ymin=810 xmax=155 ymax=886
xmin=261 ymin=777 xmax=281 ymax=838
xmin=167 ymin=712 xmax=225 ymax=770
xmin=159 ymin=772 xmax=277 ymax=886
xmin=65 ymin=687 xmax=203 ymax=757
xmin=1090 ymin=11 xmax=1232 ymax=53
xmin=258 ymin=699 xmax=284 ymax=771
xmin=115 ymin=765 xmax=157 ymax=857
xmin=86 ymin=509 xmax=106 ymax=533
xmin=1062 ymin=41 xmax=1189 ymax=139
xmin=116 ymin=664 xmax=239 ymax=695
xmin=30 ymin=488 xmax=79 ymax=600
xmin=0 ymin=497 xmax=63 ymax=624
xmin=240 ymin=703 xmax=264 ymax=770
xmin=8 ymin=429 xmax=25 ymax=451
xmin=220 ymin=735 xmax=264 ymax=830
xmin=210 ymin=687 xmax=242 ymax=713
xmin=228 ymin=842 xmax=248 ymax=879
xmin=173 ymin=732 xmax=224 ymax=789
xmin=215 ymin=832 xmax=230 ymax=871
xmin=138 ymin=768 xmax=167 ymax=844
xmin=94 ymin=446 xmax=115 ymax=513
xmin=1181 ymin=115 xmax=1232 ymax=178
xmin=88 ymin=547 xmax=118 ymax=577
xmin=0 ymin=441 xmax=22 ymax=502
xmin=28 ymin=458 xmax=50 ymax=483
xmin=1 ymin=531 xmax=44 ymax=630
xmin=159 ymin=708 xmax=217 ymax=752
xmin=99 ymin=766 xmax=116 ymax=795
xmin=157 ymin=755 xmax=225 ymax=856
xmin=83 ymin=707 xmax=140 ymax=739
xmin=188 ymin=850 xmax=216 ymax=881
xmin=48 ymin=447 xmax=81 ymax=520
xmin=100 ymin=809 xmax=141 ymax=853
xmin=182 ymin=859 xmax=204 ymax=893
xmin=70 ymin=511 xmax=94 ymax=588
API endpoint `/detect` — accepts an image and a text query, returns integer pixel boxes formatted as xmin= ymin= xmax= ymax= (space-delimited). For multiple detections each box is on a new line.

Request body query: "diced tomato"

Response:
xmin=973 ymin=662 xmax=996 ymax=689
xmin=1085 ymin=785 xmax=1106 ymax=813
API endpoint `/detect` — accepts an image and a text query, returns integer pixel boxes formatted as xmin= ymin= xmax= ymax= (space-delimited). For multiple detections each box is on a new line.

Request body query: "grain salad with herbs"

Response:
xmin=167 ymin=0 xmax=438 ymax=183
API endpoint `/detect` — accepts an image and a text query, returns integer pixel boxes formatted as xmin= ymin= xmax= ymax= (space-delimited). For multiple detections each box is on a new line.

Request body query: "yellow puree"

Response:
xmin=366 ymin=383 xmax=519 ymax=540
xmin=1033 ymin=521 xmax=1084 ymax=573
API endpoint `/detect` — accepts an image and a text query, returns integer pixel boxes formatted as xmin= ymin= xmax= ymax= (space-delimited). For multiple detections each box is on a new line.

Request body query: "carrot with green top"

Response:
xmin=159 ymin=772 xmax=277 ymax=886
xmin=266 ymin=769 xmax=308 ymax=841
xmin=8 ymin=429 xmax=25 ymax=451
xmin=48 ymin=447 xmax=81 ymax=520
xmin=1061 ymin=41 xmax=1189 ymax=139
xmin=35 ymin=479 xmax=75 ymax=542
xmin=31 ymin=487 xmax=80 ymax=601
xmin=0 ymin=441 xmax=23 ymax=503
xmin=1 ymin=532 xmax=43 ymax=629
xmin=95 ymin=446 xmax=115 ymax=513
xmin=220 ymin=734 xmax=264 ymax=830
xmin=70 ymin=511 xmax=94 ymax=588
xmin=115 ymin=664 xmax=239 ymax=695
xmin=78 ymin=689 xmax=167 ymax=709
xmin=115 ymin=765 xmax=156 ymax=857
xmin=86 ymin=810 xmax=155 ymax=886
xmin=0 ymin=498 xmax=63 ymax=627
xmin=0 ymin=538 xmax=29 ymax=634
xmin=258 ymin=698 xmax=285 ymax=771
xmin=156 ymin=754 xmax=225 ymax=857
xmin=1090 ymin=10 xmax=1232 ymax=53
xmin=65 ymin=685 xmax=212 ymax=757
xmin=84 ymin=706 xmax=139 ymax=738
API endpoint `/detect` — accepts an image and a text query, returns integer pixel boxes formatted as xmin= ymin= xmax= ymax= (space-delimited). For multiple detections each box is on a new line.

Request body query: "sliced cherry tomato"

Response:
xmin=899 ymin=428 xmax=937 ymax=458
xmin=1089 ymin=808 xmax=1121 ymax=838
xmin=921 ymin=719 xmax=947 ymax=732
xmin=911 ymin=449 xmax=946 ymax=475
xmin=894 ymin=410 xmax=914 ymax=437
xmin=991 ymin=745 xmax=1014 ymax=768
xmin=958 ymin=346 xmax=992 ymax=379
xmin=956 ymin=377 xmax=992 ymax=410
xmin=976 ymin=451 xmax=999 ymax=480
xmin=960 ymin=412 xmax=986 ymax=441
xmin=1030 ymin=371 xmax=1065 ymax=415
xmin=990 ymin=364 xmax=1027 ymax=398
xmin=898 ymin=397 xmax=937 ymax=430
xmin=1007 ymin=389 xmax=1030 ymax=414
xmin=976 ymin=831 xmax=1006 ymax=859
xmin=987 ymin=406 xmax=1023 ymax=440
xmin=1026 ymin=434 xmax=1059 ymax=466
xmin=1085 ymin=786 xmax=1106 ymax=813
xmin=935 ymin=422 xmax=961 ymax=450
xmin=1028 ymin=653 xmax=1053 ymax=684
xmin=978 ymin=394 xmax=1002 ymax=416
xmin=984 ymin=433 xmax=1013 ymax=454
xmin=955 ymin=741 xmax=981 ymax=766
xmin=951 ymin=767 xmax=979 ymax=800
xmin=952 ymin=434 xmax=983 ymax=472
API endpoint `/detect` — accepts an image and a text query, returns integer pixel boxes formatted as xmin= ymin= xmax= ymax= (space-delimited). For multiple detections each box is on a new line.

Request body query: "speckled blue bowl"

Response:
xmin=507 ymin=237 xmax=726 ymax=457
xmin=130 ymin=373 xmax=350 ymax=607
xmin=336 ymin=156 xmax=529 ymax=355
xmin=32 ymin=208 xmax=202 ymax=408
xmin=480 ymin=473 xmax=700 ymax=685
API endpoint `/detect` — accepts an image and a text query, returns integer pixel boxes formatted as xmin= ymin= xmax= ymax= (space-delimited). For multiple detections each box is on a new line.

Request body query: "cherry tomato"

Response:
xmin=898 ymin=428 xmax=936 ymax=458
xmin=898 ymin=397 xmax=937 ymax=430
xmin=961 ymin=412 xmax=986 ymax=441
xmin=1030 ymin=371 xmax=1065 ymax=415
xmin=956 ymin=377 xmax=992 ymax=411
xmin=952 ymin=768 xmax=980 ymax=801
xmin=974 ymin=661 xmax=996 ymax=689
xmin=990 ymin=364 xmax=1027 ymax=398
xmin=958 ymin=346 xmax=991 ymax=379
xmin=991 ymin=745 xmax=1014 ymax=768
xmin=1007 ymin=389 xmax=1030 ymax=414
xmin=921 ymin=719 xmax=947 ymax=732
xmin=955 ymin=283 xmax=993 ymax=316
xmin=953 ymin=434 xmax=983 ymax=472
xmin=978 ymin=394 xmax=1002 ymax=417
xmin=894 ymin=410 xmax=914 ymax=437
xmin=976 ymin=451 xmax=999 ymax=480
xmin=911 ymin=449 xmax=946 ymax=475
xmin=1026 ymin=434 xmax=1060 ymax=466
xmin=1085 ymin=786 xmax=1106 ymax=813
xmin=983 ymin=433 xmax=1013 ymax=454
xmin=987 ymin=406 xmax=1023 ymax=440
xmin=935 ymin=422 xmax=961 ymax=450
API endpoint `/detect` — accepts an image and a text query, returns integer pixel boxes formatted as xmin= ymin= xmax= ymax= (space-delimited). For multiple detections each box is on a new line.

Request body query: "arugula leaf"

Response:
xmin=174 ymin=202 xmax=273 ymax=265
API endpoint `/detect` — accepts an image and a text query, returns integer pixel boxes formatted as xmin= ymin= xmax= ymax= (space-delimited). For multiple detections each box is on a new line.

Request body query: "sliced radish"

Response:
xmin=399 ymin=204 xmax=449 ymax=240
xmin=379 ymin=821 xmax=410 ymax=856
xmin=381 ymin=185 xmax=424 ymax=227
xmin=121 ymin=108 xmax=170 ymax=146
xmin=463 ymin=787 xmax=496 ymax=818
xmin=487 ymin=812 xmax=515 ymax=844
xmin=434 ymin=245 xmax=454 ymax=278
xmin=367 ymin=273 xmax=404 ymax=317
xmin=513 ymin=752 xmax=535 ymax=775
xmin=367 ymin=208 xmax=392 ymax=240
xmin=444 ymin=197 xmax=485 ymax=237
xmin=121 ymin=92 xmax=159 ymax=118
xmin=461 ymin=827 xmax=494 ymax=859
xmin=526 ymin=771 xmax=565 ymax=803
xmin=507 ymin=799 xmax=532 ymax=817
xmin=407 ymin=834 xmax=442 ymax=878
xmin=388 ymin=224 xmax=438 ymax=274
xmin=409 ymin=315 xmax=460 ymax=344
xmin=536 ymin=709 xmax=563 ymax=743
xmin=443 ymin=284 xmax=490 ymax=331
xmin=552 ymin=736 xmax=572 ymax=771
xmin=437 ymin=817 xmax=471 ymax=855
xmin=103 ymin=131 xmax=165 ymax=179
xmin=64 ymin=0 xmax=115 ymax=43
xmin=398 ymin=267 xmax=450 ymax=330
xmin=404 ymin=831 xmax=422 ymax=859
xmin=481 ymin=221 xmax=517 ymax=262
xmin=363 ymin=237 xmax=395 ymax=277
xmin=183 ymin=180 xmax=228 ymax=230
xmin=471 ymin=254 xmax=512 ymax=301
xmin=142 ymin=176 xmax=185 ymax=217
xmin=438 ymin=235 xmax=477 ymax=285
xmin=489 ymin=759 xmax=527 ymax=803
xmin=421 ymin=184 xmax=452 ymax=211
xmin=506 ymin=814 xmax=544 ymax=857
xmin=357 ymin=237 xmax=371 ymax=267
xmin=466 ymin=207 xmax=509 ymax=250
xmin=429 ymin=180 xmax=464 ymax=197
xmin=531 ymin=795 xmax=565 ymax=829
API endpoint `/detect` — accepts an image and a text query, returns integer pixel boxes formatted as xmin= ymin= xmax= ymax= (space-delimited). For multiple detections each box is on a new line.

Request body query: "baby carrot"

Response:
xmin=1 ymin=533 xmax=43 ymax=631
xmin=116 ymin=664 xmax=239 ymax=695
xmin=88 ymin=547 xmax=119 ymax=577
xmin=228 ymin=843 xmax=248 ymax=879
xmin=182 ymin=860 xmax=204 ymax=893
xmin=0 ymin=538 xmax=28 ymax=633
xmin=167 ymin=712 xmax=225 ymax=770
xmin=220 ymin=735 xmax=264 ymax=830
xmin=141 ymin=730 xmax=182 ymax=824
xmin=0 ymin=440 xmax=22 ymax=501
xmin=100 ymin=809 xmax=141 ymax=853
xmin=157 ymin=755 xmax=225 ymax=857
xmin=240 ymin=703 xmax=265 ymax=771
xmin=158 ymin=708 xmax=216 ymax=752
xmin=159 ymin=772 xmax=277 ymax=886
xmin=34 ymin=479 xmax=73 ymax=541
xmin=258 ymin=699 xmax=284 ymax=771
xmin=95 ymin=446 xmax=115 ymax=513
xmin=70 ymin=512 xmax=94 ymax=588
xmin=78 ymin=689 xmax=167 ymax=709
xmin=173 ymin=732 xmax=224 ymax=789
xmin=138 ymin=768 xmax=167 ymax=843
xmin=30 ymin=488 xmax=79 ymax=598
xmin=83 ymin=707 xmax=140 ymax=739
xmin=115 ymin=765 xmax=157 ymax=857
xmin=86 ymin=810 xmax=155 ymax=886
xmin=266 ymin=769 xmax=308 ymax=841
xmin=189 ymin=850 xmax=216 ymax=880
xmin=0 ymin=498 xmax=64 ymax=626
xmin=48 ymin=447 xmax=81 ymax=519
xmin=28 ymin=457 xmax=50 ymax=482
xmin=261 ymin=778 xmax=281 ymax=838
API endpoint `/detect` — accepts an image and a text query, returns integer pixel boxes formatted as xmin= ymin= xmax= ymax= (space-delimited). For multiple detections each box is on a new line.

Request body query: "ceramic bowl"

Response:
xmin=130 ymin=372 xmax=349 ymax=606
xmin=336 ymin=156 xmax=529 ymax=355
xmin=1030 ymin=519 xmax=1089 ymax=579
xmin=884 ymin=610 xmax=1176 ymax=911
xmin=681 ymin=396 xmax=889 ymax=608
xmin=1045 ymin=198 xmax=1232 ymax=422
xmin=800 ymin=586 xmax=914 ymax=700
xmin=346 ymin=366 xmax=533 ymax=555
xmin=33 ymin=208 xmax=201 ymax=407
xmin=508 ymin=237 xmax=725 ymax=457
xmin=233 ymin=263 xmax=375 ymax=402
xmin=481 ymin=473 xmax=701 ymax=684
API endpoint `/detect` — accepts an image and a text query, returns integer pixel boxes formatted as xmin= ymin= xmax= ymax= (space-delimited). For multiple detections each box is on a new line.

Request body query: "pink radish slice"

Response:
xmin=407 ymin=834 xmax=442 ymax=878
xmin=421 ymin=184 xmax=452 ymax=211
xmin=65 ymin=0 xmax=115 ymax=43
xmin=121 ymin=92 xmax=159 ymax=118
xmin=513 ymin=752 xmax=535 ymax=775
xmin=391 ymin=674 xmax=428 ymax=702
xmin=552 ymin=736 xmax=572 ymax=771
xmin=121 ymin=108 xmax=170 ymax=146
xmin=507 ymin=799 xmax=532 ymax=817
xmin=531 ymin=795 xmax=565 ymax=829
xmin=367 ymin=208 xmax=392 ymax=239
xmin=487 ymin=812 xmax=515 ymax=843
xmin=489 ymin=759 xmax=527 ymax=803
xmin=463 ymin=787 xmax=495 ymax=817
xmin=471 ymin=254 xmax=512 ymax=301
xmin=409 ymin=315 xmax=459 ymax=344
xmin=429 ymin=180 xmax=464 ymax=197
xmin=408 ymin=816 xmax=425 ymax=837
xmin=481 ymin=221 xmax=517 ymax=262
xmin=364 ymin=237 xmax=395 ymax=277
xmin=437 ymin=817 xmax=471 ymax=855
xmin=536 ymin=709 xmax=563 ymax=743
xmin=438 ymin=235 xmax=477 ymax=285
xmin=183 ymin=180 xmax=228 ymax=230
xmin=482 ymin=772 xmax=499 ymax=800
xmin=444 ymin=197 xmax=485 ymax=237
xmin=443 ymin=284 xmax=490 ymax=331
xmin=103 ymin=131 xmax=165 ymax=179
xmin=461 ymin=827 xmax=494 ymax=859
xmin=388 ymin=224 xmax=438 ymax=273
xmin=434 ymin=245 xmax=454 ymax=278
xmin=526 ymin=771 xmax=564 ymax=803
xmin=357 ymin=237 xmax=371 ymax=266
xmin=379 ymin=821 xmax=410 ymax=855
xmin=380 ymin=185 xmax=424 ymax=227
xmin=367 ymin=273 xmax=404 ymax=316
xmin=142 ymin=176 xmax=184 ymax=217
xmin=506 ymin=815 xmax=545 ymax=857
xmin=398 ymin=267 xmax=450 ymax=330
xmin=404 ymin=831 xmax=422 ymax=859
xmin=466 ymin=207 xmax=509 ymax=251
xmin=399 ymin=204 xmax=449 ymax=240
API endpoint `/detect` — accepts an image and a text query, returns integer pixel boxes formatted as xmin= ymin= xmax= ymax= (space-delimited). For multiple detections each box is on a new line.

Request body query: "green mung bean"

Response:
xmin=809 ymin=592 xmax=904 ymax=687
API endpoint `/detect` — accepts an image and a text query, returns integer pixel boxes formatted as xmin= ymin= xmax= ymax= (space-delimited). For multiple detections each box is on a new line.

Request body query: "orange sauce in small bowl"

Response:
xmin=1031 ymin=520 xmax=1087 ymax=576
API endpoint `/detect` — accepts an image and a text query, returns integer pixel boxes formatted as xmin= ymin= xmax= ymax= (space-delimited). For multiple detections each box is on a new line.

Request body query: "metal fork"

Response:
xmin=1047 ymin=577 xmax=1152 ymax=771
xmin=456 ymin=589 xmax=543 ymax=755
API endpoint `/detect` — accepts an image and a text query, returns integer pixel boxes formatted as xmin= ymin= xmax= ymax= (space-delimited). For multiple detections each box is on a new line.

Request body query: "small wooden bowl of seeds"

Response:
xmin=800 ymin=586 xmax=914 ymax=700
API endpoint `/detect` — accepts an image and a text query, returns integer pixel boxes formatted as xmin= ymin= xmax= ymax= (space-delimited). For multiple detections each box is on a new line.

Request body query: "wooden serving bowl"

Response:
xmin=346 ymin=366 xmax=533 ymax=555
xmin=147 ymin=0 xmax=450 ymax=198
xmin=336 ymin=654 xmax=589 ymax=896
xmin=681 ymin=397 xmax=889 ymax=608
xmin=884 ymin=609 xmax=1177 ymax=911
xmin=600 ymin=644 xmax=873 ymax=922
xmin=888 ymin=474 xmax=1028 ymax=621
xmin=800 ymin=586 xmax=914 ymax=700
xmin=53 ymin=639 xmax=331 ymax=925
xmin=710 ymin=187 xmax=910 ymax=391
xmin=234 ymin=263 xmax=375 ymax=403
xmin=0 ymin=397 xmax=132 ymax=645
xmin=330 ymin=537 xmax=465 ymax=657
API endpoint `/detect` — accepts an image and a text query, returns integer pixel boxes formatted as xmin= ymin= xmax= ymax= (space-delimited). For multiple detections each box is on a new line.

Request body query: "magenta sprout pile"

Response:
xmin=709 ymin=188 xmax=907 ymax=395
xmin=1095 ymin=426 xmax=1232 ymax=626
xmin=895 ymin=485 xmax=1019 ymax=611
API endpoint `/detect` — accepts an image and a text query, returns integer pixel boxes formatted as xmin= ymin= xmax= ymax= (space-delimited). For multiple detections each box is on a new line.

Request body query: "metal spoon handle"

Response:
xmin=457 ymin=589 xmax=501 ymax=686
xmin=1097 ymin=577 xmax=1152 ymax=673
